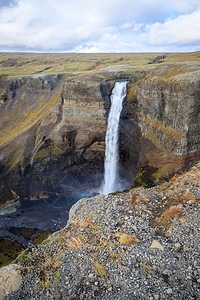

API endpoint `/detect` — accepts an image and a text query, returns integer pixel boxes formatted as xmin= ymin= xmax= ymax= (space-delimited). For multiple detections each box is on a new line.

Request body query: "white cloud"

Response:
xmin=145 ymin=9 xmax=200 ymax=46
xmin=0 ymin=0 xmax=199 ymax=52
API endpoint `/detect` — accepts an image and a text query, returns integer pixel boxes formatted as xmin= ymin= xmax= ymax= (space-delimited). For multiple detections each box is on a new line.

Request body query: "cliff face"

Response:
xmin=0 ymin=74 xmax=111 ymax=201
xmin=28 ymin=75 xmax=112 ymax=199
xmin=131 ymin=62 xmax=200 ymax=186
xmin=138 ymin=63 xmax=200 ymax=155
xmin=0 ymin=63 xmax=199 ymax=203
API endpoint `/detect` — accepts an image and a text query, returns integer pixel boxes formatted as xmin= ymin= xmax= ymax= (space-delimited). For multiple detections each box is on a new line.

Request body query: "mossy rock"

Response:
xmin=133 ymin=171 xmax=149 ymax=188
xmin=127 ymin=84 xmax=137 ymax=100
xmin=34 ymin=140 xmax=63 ymax=161
xmin=132 ymin=165 xmax=159 ymax=188
xmin=110 ymin=189 xmax=129 ymax=195
xmin=0 ymin=238 xmax=24 ymax=267
xmin=33 ymin=231 xmax=52 ymax=246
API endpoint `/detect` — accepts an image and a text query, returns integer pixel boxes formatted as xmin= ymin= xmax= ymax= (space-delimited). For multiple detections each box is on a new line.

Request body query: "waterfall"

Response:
xmin=100 ymin=81 xmax=127 ymax=195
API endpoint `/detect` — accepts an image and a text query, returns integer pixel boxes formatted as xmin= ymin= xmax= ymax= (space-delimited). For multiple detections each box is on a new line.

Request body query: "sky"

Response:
xmin=0 ymin=0 xmax=199 ymax=53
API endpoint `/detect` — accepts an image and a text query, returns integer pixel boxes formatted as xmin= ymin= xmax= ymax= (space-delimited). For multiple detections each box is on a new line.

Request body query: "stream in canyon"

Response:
xmin=0 ymin=194 xmax=88 ymax=266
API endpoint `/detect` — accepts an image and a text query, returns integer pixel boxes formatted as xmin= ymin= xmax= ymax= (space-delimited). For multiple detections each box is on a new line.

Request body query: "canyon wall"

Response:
xmin=127 ymin=62 xmax=200 ymax=186
xmin=0 ymin=74 xmax=112 ymax=202
xmin=0 ymin=62 xmax=199 ymax=203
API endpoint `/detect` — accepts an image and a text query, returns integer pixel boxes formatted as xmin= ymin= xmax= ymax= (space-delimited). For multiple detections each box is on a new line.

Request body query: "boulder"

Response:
xmin=0 ymin=264 xmax=22 ymax=299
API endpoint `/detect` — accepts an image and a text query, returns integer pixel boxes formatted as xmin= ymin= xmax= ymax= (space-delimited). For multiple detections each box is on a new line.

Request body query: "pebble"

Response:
xmin=150 ymin=240 xmax=164 ymax=251
xmin=174 ymin=242 xmax=182 ymax=249
xmin=167 ymin=288 xmax=173 ymax=294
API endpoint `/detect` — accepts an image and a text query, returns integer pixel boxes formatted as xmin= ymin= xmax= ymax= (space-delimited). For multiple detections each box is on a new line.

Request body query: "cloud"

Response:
xmin=145 ymin=9 xmax=200 ymax=46
xmin=0 ymin=0 xmax=199 ymax=52
xmin=0 ymin=0 xmax=107 ymax=50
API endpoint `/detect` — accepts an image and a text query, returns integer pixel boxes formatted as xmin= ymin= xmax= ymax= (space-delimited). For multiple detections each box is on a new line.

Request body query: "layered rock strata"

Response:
xmin=0 ymin=74 xmax=111 ymax=202
xmin=133 ymin=62 xmax=200 ymax=186
xmin=0 ymin=63 xmax=199 ymax=204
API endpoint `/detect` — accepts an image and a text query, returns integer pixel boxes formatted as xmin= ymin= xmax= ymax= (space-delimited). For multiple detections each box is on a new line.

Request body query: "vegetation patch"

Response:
xmin=128 ymin=193 xmax=149 ymax=210
xmin=0 ymin=237 xmax=24 ymax=267
xmin=0 ymin=52 xmax=199 ymax=77
xmin=33 ymin=231 xmax=53 ymax=246
xmin=156 ymin=206 xmax=184 ymax=227
xmin=132 ymin=165 xmax=159 ymax=188
xmin=115 ymin=232 xmax=139 ymax=246
xmin=14 ymin=248 xmax=32 ymax=265
xmin=34 ymin=142 xmax=63 ymax=161
xmin=110 ymin=189 xmax=129 ymax=196
xmin=133 ymin=170 xmax=149 ymax=188
xmin=94 ymin=262 xmax=108 ymax=277
xmin=127 ymin=84 xmax=138 ymax=100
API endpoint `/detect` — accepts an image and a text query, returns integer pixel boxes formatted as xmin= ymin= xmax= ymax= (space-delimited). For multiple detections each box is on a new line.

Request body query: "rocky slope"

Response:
xmin=1 ymin=162 xmax=199 ymax=299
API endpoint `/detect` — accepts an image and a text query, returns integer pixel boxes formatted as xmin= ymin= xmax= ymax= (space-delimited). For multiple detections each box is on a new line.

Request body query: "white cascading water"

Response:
xmin=100 ymin=81 xmax=127 ymax=195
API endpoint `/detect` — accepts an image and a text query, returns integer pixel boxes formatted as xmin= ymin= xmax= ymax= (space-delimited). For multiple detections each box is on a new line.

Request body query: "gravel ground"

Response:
xmin=5 ymin=163 xmax=200 ymax=299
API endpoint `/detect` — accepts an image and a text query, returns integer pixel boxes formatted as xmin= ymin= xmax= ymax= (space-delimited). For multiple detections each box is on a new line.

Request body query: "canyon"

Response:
xmin=0 ymin=60 xmax=199 ymax=204
xmin=0 ymin=54 xmax=199 ymax=263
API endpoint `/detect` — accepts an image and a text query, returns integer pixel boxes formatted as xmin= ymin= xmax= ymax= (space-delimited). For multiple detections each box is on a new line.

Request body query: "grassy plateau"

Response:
xmin=0 ymin=51 xmax=200 ymax=76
